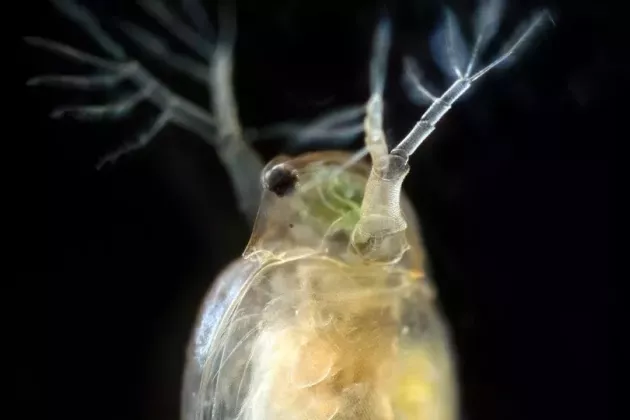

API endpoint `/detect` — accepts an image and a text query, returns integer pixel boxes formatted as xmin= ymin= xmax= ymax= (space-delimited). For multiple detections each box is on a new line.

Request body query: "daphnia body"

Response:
xmin=28 ymin=0 xmax=552 ymax=418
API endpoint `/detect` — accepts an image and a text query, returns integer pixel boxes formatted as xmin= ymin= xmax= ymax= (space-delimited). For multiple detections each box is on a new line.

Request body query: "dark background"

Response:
xmin=28 ymin=0 xmax=616 ymax=419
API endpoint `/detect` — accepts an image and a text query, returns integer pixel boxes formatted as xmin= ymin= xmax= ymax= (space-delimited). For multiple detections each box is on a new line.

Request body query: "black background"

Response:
xmin=27 ymin=0 xmax=616 ymax=419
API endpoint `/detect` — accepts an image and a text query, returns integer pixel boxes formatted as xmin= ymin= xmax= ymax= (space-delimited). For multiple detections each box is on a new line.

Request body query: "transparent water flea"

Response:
xmin=29 ymin=0 xmax=553 ymax=418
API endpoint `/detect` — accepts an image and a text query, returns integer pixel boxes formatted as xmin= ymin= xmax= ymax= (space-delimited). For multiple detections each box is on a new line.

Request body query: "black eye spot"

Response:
xmin=263 ymin=163 xmax=299 ymax=197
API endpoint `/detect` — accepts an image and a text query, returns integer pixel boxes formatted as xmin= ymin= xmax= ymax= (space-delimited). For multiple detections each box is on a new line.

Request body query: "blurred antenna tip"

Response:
xmin=537 ymin=9 xmax=556 ymax=27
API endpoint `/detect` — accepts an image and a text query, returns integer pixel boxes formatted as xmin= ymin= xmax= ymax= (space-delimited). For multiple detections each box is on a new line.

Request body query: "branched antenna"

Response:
xmin=394 ymin=0 xmax=553 ymax=159
xmin=27 ymin=0 xmax=219 ymax=168
xmin=352 ymin=1 xmax=553 ymax=262
xmin=26 ymin=0 xmax=265 ymax=222
xmin=24 ymin=34 xmax=217 ymax=164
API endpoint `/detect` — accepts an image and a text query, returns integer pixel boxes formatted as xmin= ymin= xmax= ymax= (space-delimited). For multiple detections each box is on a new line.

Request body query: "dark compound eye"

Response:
xmin=263 ymin=163 xmax=299 ymax=197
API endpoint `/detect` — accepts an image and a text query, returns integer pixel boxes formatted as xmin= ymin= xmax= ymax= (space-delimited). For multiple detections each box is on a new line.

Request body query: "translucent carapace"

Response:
xmin=184 ymin=148 xmax=456 ymax=419
xmin=28 ymin=0 xmax=552 ymax=418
